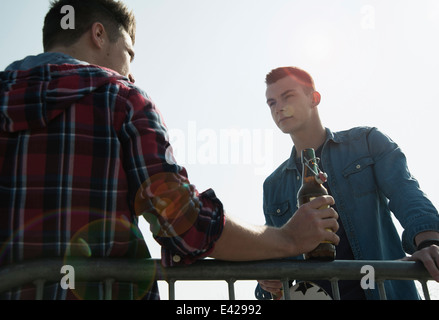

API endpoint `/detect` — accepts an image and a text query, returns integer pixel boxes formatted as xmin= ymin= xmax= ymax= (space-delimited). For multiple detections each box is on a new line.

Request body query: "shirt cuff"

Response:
xmin=160 ymin=188 xmax=226 ymax=267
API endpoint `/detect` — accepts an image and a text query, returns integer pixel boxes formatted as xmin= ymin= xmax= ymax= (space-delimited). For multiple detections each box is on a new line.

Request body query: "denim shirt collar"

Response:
xmin=285 ymin=127 xmax=342 ymax=171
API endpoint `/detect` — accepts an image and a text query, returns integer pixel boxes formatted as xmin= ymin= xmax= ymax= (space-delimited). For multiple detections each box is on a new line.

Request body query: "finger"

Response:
xmin=260 ymin=280 xmax=283 ymax=289
xmin=322 ymin=215 xmax=340 ymax=233
xmin=309 ymin=195 xmax=335 ymax=209
xmin=263 ymin=287 xmax=283 ymax=294
xmin=315 ymin=207 xmax=339 ymax=223
xmin=258 ymin=280 xmax=283 ymax=291
xmin=261 ymin=285 xmax=283 ymax=295
xmin=325 ymin=229 xmax=340 ymax=245
xmin=424 ymin=260 xmax=439 ymax=282
xmin=405 ymin=247 xmax=439 ymax=282
xmin=422 ymin=247 xmax=439 ymax=282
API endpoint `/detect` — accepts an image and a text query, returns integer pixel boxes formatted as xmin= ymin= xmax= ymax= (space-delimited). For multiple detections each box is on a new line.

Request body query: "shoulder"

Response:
xmin=75 ymin=65 xmax=156 ymax=112
xmin=50 ymin=64 xmax=151 ymax=99
xmin=329 ymin=127 xmax=400 ymax=162
xmin=331 ymin=126 xmax=377 ymax=141
xmin=56 ymin=64 xmax=159 ymax=120
xmin=331 ymin=126 xmax=396 ymax=146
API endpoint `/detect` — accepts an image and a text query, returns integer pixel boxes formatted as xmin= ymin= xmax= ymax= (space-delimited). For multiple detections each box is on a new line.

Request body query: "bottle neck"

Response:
xmin=301 ymin=149 xmax=319 ymax=183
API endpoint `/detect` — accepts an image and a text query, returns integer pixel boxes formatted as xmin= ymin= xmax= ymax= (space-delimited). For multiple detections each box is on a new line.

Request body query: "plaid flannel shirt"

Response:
xmin=0 ymin=63 xmax=225 ymax=299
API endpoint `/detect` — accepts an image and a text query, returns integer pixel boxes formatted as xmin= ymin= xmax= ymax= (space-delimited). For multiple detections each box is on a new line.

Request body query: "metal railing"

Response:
xmin=0 ymin=258 xmax=434 ymax=300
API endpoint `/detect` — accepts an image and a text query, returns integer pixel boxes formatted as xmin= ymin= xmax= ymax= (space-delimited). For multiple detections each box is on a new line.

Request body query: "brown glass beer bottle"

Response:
xmin=297 ymin=148 xmax=336 ymax=261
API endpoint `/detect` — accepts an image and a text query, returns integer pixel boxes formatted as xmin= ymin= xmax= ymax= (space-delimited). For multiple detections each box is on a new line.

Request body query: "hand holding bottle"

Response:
xmin=280 ymin=195 xmax=340 ymax=255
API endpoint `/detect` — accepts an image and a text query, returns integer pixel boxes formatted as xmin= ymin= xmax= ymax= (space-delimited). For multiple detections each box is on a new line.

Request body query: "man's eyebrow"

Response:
xmin=280 ymin=89 xmax=297 ymax=98
xmin=267 ymin=89 xmax=297 ymax=104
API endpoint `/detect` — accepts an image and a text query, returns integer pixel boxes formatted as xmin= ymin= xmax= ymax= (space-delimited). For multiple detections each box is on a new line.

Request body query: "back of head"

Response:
xmin=265 ymin=67 xmax=316 ymax=94
xmin=43 ymin=0 xmax=136 ymax=52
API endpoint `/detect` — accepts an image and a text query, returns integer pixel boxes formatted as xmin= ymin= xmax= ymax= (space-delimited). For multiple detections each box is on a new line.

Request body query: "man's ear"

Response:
xmin=311 ymin=91 xmax=321 ymax=108
xmin=90 ymin=22 xmax=107 ymax=49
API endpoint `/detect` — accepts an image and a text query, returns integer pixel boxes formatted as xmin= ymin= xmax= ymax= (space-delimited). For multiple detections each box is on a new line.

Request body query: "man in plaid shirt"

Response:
xmin=0 ymin=0 xmax=340 ymax=299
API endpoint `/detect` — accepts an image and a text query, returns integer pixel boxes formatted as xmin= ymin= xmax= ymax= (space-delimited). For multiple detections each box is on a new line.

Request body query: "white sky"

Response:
xmin=1 ymin=0 xmax=439 ymax=300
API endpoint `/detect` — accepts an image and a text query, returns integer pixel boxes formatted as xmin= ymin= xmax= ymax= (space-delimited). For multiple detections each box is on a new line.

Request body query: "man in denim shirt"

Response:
xmin=256 ymin=67 xmax=439 ymax=300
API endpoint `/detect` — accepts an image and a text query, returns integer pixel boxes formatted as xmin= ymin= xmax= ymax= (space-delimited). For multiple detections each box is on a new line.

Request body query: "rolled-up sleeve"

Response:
xmin=119 ymin=88 xmax=225 ymax=266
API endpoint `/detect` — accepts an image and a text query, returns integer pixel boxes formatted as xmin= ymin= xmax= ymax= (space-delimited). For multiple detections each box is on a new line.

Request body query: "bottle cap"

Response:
xmin=315 ymin=172 xmax=328 ymax=184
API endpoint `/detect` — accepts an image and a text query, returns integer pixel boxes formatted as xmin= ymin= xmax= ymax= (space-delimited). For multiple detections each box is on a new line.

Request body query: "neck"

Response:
xmin=47 ymin=43 xmax=95 ymax=65
xmin=291 ymin=120 xmax=326 ymax=158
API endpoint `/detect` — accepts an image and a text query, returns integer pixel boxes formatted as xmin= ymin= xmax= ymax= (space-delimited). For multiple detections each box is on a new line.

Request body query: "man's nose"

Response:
xmin=274 ymin=102 xmax=285 ymax=114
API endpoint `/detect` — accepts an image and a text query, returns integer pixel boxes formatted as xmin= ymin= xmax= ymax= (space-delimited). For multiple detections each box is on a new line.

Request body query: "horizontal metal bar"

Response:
xmin=157 ymin=259 xmax=433 ymax=282
xmin=0 ymin=258 xmax=433 ymax=295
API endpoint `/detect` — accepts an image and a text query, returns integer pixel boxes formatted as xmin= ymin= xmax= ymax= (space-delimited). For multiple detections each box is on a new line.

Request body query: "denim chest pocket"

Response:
xmin=266 ymin=201 xmax=293 ymax=227
xmin=342 ymin=156 xmax=377 ymax=197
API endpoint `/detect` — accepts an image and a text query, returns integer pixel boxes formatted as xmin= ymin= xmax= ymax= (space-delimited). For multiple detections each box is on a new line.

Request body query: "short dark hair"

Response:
xmin=265 ymin=67 xmax=316 ymax=93
xmin=43 ymin=0 xmax=136 ymax=52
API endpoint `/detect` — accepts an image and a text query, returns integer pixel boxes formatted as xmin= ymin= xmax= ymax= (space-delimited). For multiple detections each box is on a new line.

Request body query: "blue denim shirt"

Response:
xmin=257 ymin=127 xmax=439 ymax=300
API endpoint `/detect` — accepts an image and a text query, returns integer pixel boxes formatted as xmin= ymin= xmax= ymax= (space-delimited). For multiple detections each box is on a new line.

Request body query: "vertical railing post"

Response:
xmin=282 ymin=279 xmax=291 ymax=300
xmin=227 ymin=279 xmax=236 ymax=300
xmin=330 ymin=279 xmax=341 ymax=300
xmin=33 ymin=279 xmax=45 ymax=300
xmin=104 ymin=278 xmax=114 ymax=300
xmin=168 ymin=279 xmax=176 ymax=300
xmin=420 ymin=281 xmax=431 ymax=300
xmin=377 ymin=280 xmax=387 ymax=300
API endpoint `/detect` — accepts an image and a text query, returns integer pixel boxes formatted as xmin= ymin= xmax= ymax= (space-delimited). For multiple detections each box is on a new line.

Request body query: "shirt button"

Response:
xmin=297 ymin=176 xmax=300 ymax=180
xmin=173 ymin=255 xmax=181 ymax=263
xmin=277 ymin=209 xmax=281 ymax=213
xmin=356 ymin=164 xmax=361 ymax=169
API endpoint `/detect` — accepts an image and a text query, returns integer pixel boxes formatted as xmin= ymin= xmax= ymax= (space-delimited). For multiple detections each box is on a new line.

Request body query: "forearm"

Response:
xmin=209 ymin=214 xmax=295 ymax=261
xmin=210 ymin=198 xmax=340 ymax=261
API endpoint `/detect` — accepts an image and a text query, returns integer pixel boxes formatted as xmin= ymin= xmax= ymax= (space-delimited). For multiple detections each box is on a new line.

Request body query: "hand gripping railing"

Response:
xmin=0 ymin=258 xmax=434 ymax=300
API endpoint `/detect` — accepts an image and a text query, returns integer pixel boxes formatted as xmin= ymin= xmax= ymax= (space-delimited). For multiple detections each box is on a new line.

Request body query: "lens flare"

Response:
xmin=0 ymin=209 xmax=157 ymax=300
xmin=135 ymin=172 xmax=200 ymax=238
